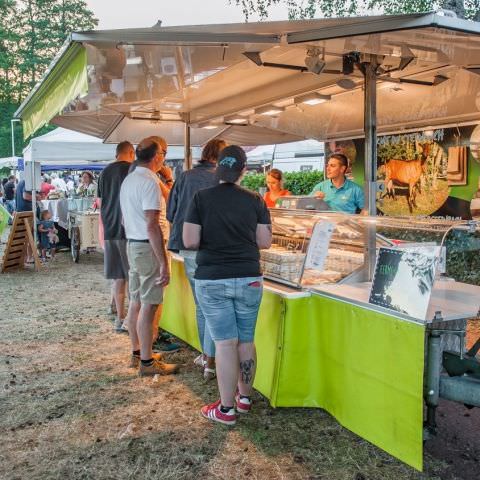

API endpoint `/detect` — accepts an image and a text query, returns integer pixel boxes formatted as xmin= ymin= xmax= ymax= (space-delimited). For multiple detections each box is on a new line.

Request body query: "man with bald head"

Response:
xmin=120 ymin=136 xmax=178 ymax=376
xmin=98 ymin=140 xmax=135 ymax=332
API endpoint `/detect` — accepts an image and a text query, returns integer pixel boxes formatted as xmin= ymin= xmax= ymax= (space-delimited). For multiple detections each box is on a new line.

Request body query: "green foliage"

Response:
xmin=242 ymin=172 xmax=267 ymax=191
xmin=376 ymin=226 xmax=480 ymax=285
xmin=0 ymin=0 xmax=97 ymax=156
xmin=0 ymin=166 xmax=11 ymax=177
xmin=232 ymin=0 xmax=479 ymax=21
xmin=232 ymin=0 xmax=359 ymax=19
xmin=242 ymin=170 xmax=324 ymax=195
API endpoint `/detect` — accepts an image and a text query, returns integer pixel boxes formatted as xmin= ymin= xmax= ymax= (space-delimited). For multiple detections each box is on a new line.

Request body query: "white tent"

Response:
xmin=22 ymin=127 xmax=204 ymax=166
xmin=0 ymin=157 xmax=19 ymax=168
xmin=23 ymin=128 xmax=116 ymax=165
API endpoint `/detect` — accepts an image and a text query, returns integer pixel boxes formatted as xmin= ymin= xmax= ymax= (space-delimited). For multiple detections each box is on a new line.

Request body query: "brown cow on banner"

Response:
xmin=382 ymin=143 xmax=430 ymax=213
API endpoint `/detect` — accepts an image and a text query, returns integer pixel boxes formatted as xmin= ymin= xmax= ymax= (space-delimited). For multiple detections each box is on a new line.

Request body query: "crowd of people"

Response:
xmin=96 ymin=136 xmax=272 ymax=425
xmin=1 ymin=139 xmax=362 ymax=426
xmin=0 ymin=170 xmax=100 ymax=262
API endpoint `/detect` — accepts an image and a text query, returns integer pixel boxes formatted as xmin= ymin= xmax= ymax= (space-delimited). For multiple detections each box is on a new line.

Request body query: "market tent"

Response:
xmin=23 ymin=128 xmax=117 ymax=164
xmin=13 ymin=12 xmax=480 ymax=471
xmin=40 ymin=163 xmax=109 ymax=171
xmin=22 ymin=126 xmax=302 ymax=169
xmin=22 ymin=127 xmax=203 ymax=165
xmin=14 ymin=12 xmax=480 ymax=143
xmin=0 ymin=157 xmax=19 ymax=168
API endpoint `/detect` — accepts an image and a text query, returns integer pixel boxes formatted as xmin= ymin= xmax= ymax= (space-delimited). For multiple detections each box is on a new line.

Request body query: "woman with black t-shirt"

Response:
xmin=183 ymin=145 xmax=272 ymax=426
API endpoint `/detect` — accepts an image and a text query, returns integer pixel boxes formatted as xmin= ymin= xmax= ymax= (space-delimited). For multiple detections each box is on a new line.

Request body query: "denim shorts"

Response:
xmin=195 ymin=277 xmax=263 ymax=343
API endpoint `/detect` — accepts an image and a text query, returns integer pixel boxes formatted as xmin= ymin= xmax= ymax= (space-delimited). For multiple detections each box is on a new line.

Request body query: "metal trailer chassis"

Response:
xmin=424 ymin=315 xmax=480 ymax=436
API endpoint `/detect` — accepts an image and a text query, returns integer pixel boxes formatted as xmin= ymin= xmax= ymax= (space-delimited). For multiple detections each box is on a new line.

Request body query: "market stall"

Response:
xmin=13 ymin=12 xmax=480 ymax=470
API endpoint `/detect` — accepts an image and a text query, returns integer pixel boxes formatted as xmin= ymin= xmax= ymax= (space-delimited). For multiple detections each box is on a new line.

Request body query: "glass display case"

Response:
xmin=261 ymin=209 xmax=393 ymax=288
xmin=262 ymin=209 xmax=480 ymax=291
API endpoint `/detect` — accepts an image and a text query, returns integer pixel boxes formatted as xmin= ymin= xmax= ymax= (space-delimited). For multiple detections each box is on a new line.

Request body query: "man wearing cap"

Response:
xmin=183 ymin=145 xmax=272 ymax=425
xmin=120 ymin=136 xmax=178 ymax=376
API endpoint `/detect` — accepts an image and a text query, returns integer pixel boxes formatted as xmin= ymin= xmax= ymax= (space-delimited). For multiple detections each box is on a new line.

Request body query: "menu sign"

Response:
xmin=369 ymin=247 xmax=438 ymax=320
xmin=305 ymin=221 xmax=335 ymax=270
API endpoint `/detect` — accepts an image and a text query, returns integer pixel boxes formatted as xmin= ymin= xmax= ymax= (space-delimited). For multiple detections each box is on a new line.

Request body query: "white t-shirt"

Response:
xmin=120 ymin=166 xmax=163 ymax=240
xmin=52 ymin=177 xmax=67 ymax=192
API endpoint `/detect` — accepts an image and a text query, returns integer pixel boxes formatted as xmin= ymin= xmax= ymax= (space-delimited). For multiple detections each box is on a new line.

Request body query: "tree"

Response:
xmin=0 ymin=0 xmax=21 ymax=103
xmin=0 ymin=0 xmax=97 ymax=157
xmin=232 ymin=0 xmax=480 ymax=20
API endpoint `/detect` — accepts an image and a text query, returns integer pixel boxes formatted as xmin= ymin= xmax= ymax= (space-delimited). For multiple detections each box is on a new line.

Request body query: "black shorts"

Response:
xmin=104 ymin=239 xmax=129 ymax=280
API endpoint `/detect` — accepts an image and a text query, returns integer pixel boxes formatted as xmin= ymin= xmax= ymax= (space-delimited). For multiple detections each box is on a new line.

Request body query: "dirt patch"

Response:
xmin=0 ymin=240 xmax=477 ymax=479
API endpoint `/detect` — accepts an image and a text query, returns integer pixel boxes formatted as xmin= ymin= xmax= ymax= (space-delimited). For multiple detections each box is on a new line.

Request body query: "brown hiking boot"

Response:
xmin=139 ymin=358 xmax=179 ymax=376
xmin=128 ymin=353 xmax=163 ymax=369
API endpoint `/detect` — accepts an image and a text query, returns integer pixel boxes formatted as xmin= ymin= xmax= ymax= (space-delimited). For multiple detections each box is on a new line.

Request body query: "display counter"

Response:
xmin=162 ymin=256 xmax=424 ymax=470
xmin=314 ymin=279 xmax=480 ymax=323
xmin=161 ymin=212 xmax=480 ymax=471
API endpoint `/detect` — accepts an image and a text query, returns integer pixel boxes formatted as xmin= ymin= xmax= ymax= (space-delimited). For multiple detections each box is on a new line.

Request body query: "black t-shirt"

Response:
xmin=4 ymin=181 xmax=15 ymax=200
xmin=97 ymin=161 xmax=131 ymax=240
xmin=15 ymin=180 xmax=32 ymax=212
xmin=185 ymin=183 xmax=271 ymax=280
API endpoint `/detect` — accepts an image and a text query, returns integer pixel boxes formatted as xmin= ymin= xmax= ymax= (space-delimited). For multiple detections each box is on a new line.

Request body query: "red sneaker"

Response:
xmin=201 ymin=400 xmax=236 ymax=426
xmin=235 ymin=394 xmax=252 ymax=414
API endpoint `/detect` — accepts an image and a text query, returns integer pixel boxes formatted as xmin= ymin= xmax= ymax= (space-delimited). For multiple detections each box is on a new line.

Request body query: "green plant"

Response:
xmin=241 ymin=172 xmax=266 ymax=191
xmin=0 ymin=166 xmax=11 ymax=178
xmin=241 ymin=170 xmax=324 ymax=195
xmin=283 ymin=170 xmax=324 ymax=195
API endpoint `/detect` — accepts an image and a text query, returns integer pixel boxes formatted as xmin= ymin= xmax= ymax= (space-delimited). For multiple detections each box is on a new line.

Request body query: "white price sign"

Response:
xmin=305 ymin=221 xmax=335 ymax=270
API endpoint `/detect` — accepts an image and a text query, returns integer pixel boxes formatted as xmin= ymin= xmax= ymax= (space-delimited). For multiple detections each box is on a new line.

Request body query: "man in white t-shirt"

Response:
xmin=120 ymin=136 xmax=178 ymax=376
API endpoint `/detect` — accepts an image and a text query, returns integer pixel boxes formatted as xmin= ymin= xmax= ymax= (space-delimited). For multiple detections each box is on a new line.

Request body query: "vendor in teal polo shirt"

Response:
xmin=310 ymin=153 xmax=366 ymax=214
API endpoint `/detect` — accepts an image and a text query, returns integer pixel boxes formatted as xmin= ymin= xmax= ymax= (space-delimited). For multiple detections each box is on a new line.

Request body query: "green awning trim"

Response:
xmin=21 ymin=43 xmax=88 ymax=139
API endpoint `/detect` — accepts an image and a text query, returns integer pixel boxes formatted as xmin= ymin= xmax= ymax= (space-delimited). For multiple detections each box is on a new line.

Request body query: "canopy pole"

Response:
xmin=31 ymin=159 xmax=38 ymax=246
xmin=184 ymin=115 xmax=192 ymax=171
xmin=363 ymin=55 xmax=378 ymax=281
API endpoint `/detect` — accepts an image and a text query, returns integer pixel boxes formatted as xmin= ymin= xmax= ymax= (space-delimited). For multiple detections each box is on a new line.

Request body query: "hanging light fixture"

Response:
xmin=254 ymin=105 xmax=285 ymax=116
xmin=294 ymin=92 xmax=331 ymax=106
xmin=198 ymin=122 xmax=219 ymax=130
xmin=336 ymin=78 xmax=357 ymax=90
xmin=224 ymin=114 xmax=249 ymax=125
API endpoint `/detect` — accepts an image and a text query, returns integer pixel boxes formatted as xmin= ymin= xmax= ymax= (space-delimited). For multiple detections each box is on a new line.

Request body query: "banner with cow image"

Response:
xmin=325 ymin=125 xmax=480 ymax=219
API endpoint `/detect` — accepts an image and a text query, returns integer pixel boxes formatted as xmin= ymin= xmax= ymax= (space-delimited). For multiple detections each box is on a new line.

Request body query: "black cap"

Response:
xmin=215 ymin=145 xmax=247 ymax=183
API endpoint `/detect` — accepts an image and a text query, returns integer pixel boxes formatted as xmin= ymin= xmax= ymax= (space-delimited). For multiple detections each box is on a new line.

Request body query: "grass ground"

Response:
xmin=0 ymin=242 xmax=478 ymax=479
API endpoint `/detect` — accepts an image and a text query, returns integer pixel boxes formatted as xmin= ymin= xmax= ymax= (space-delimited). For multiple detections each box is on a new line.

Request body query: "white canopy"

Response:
xmin=23 ymin=128 xmax=116 ymax=164
xmin=22 ymin=127 xmax=204 ymax=165
xmin=22 ymin=125 xmax=303 ymax=167
xmin=15 ymin=12 xmax=480 ymax=144
xmin=0 ymin=157 xmax=19 ymax=168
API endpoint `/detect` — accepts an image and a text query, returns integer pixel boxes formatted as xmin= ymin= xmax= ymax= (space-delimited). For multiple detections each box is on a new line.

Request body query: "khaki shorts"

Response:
xmin=127 ymin=242 xmax=164 ymax=305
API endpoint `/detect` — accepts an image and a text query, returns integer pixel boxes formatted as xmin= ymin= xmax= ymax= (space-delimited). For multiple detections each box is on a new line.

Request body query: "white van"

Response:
xmin=247 ymin=140 xmax=324 ymax=172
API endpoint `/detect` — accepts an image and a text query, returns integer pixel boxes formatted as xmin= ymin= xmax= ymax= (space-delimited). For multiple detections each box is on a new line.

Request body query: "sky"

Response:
xmin=85 ymin=0 xmax=289 ymax=29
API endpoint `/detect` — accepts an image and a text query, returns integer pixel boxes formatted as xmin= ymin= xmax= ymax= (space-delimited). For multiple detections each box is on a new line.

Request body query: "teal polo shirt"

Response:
xmin=309 ymin=179 xmax=364 ymax=214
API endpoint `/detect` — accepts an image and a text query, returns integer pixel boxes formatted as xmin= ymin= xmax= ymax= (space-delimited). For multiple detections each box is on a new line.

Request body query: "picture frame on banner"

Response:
xmin=369 ymin=246 xmax=440 ymax=320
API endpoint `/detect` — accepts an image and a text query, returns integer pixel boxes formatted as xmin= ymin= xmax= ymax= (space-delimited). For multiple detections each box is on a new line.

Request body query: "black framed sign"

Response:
xmin=369 ymin=247 xmax=437 ymax=320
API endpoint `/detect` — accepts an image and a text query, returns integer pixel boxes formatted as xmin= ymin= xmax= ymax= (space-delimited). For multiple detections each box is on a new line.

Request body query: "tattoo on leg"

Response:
xmin=240 ymin=359 xmax=255 ymax=384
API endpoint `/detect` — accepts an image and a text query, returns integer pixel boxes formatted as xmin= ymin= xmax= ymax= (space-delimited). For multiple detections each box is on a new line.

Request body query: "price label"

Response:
xmin=305 ymin=221 xmax=335 ymax=270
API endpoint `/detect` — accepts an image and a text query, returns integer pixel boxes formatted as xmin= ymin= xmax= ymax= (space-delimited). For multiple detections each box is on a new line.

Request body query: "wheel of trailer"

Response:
xmin=71 ymin=226 xmax=80 ymax=263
